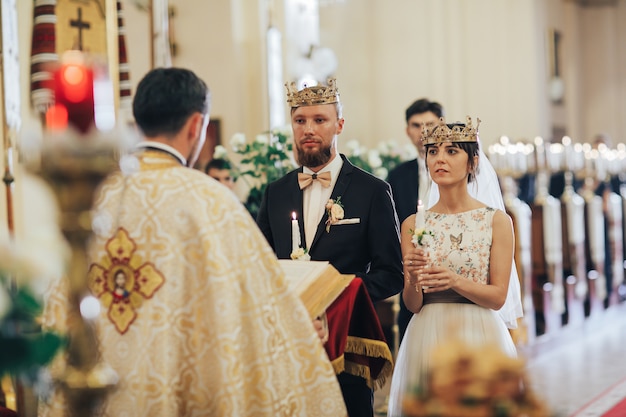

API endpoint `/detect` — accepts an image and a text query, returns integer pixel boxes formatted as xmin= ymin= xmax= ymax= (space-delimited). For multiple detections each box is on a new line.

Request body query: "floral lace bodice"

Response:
xmin=424 ymin=207 xmax=496 ymax=285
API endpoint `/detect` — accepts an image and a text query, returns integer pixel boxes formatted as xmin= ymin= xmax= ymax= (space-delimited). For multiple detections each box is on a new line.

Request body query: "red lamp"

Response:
xmin=48 ymin=56 xmax=95 ymax=134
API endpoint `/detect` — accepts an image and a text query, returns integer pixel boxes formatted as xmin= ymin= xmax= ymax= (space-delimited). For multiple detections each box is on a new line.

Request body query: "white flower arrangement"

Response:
xmin=367 ymin=149 xmax=383 ymax=169
xmin=229 ymin=132 xmax=247 ymax=151
xmin=213 ymin=144 xmax=228 ymax=160
xmin=0 ymin=173 xmax=71 ymax=291
xmin=1 ymin=171 xmax=68 ymax=377
xmin=373 ymin=167 xmax=388 ymax=180
xmin=342 ymin=138 xmax=414 ymax=180
xmin=255 ymin=134 xmax=270 ymax=145
xmin=345 ymin=139 xmax=363 ymax=156
xmin=410 ymin=228 xmax=434 ymax=247
xmin=221 ymin=127 xmax=297 ymax=218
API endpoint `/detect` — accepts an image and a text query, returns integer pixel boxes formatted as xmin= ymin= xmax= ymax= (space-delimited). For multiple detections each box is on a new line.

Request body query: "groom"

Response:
xmin=256 ymin=78 xmax=403 ymax=417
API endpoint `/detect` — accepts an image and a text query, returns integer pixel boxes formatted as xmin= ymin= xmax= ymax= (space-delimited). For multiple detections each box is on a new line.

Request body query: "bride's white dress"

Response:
xmin=387 ymin=207 xmax=518 ymax=417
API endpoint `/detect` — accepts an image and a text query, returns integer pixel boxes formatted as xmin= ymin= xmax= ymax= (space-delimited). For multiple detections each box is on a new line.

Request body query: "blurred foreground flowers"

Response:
xmin=0 ymin=172 xmax=68 ymax=381
xmin=402 ymin=339 xmax=553 ymax=417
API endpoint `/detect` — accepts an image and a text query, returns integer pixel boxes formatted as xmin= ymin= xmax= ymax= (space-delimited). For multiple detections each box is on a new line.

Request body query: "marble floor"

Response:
xmin=374 ymin=301 xmax=626 ymax=417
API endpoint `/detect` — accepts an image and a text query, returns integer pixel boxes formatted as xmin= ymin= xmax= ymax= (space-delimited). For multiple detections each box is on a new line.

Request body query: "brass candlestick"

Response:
xmin=37 ymin=133 xmax=120 ymax=416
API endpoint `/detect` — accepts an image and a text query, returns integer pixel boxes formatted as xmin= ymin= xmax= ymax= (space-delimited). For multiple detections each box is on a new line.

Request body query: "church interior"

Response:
xmin=1 ymin=0 xmax=626 ymax=416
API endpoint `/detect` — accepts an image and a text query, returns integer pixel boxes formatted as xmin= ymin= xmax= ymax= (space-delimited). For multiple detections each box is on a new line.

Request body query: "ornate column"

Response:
xmin=150 ymin=0 xmax=171 ymax=68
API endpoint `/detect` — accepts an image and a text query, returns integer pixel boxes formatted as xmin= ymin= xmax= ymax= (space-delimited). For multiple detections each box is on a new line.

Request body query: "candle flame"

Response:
xmin=292 ymin=211 xmax=296 ymax=220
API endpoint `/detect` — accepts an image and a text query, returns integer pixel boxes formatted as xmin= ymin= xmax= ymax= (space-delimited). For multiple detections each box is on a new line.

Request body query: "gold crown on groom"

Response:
xmin=285 ymin=78 xmax=340 ymax=108
xmin=422 ymin=116 xmax=481 ymax=145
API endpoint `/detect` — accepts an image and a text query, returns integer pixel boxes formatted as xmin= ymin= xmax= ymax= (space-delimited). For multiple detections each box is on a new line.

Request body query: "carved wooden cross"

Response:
xmin=70 ymin=7 xmax=91 ymax=51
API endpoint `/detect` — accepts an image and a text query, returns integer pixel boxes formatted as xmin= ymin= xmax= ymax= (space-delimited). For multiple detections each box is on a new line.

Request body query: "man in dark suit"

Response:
xmin=256 ymin=78 xmax=403 ymax=417
xmin=386 ymin=98 xmax=443 ymax=344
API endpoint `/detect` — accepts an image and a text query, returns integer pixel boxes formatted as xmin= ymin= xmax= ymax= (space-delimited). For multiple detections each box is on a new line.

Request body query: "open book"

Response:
xmin=278 ymin=260 xmax=354 ymax=319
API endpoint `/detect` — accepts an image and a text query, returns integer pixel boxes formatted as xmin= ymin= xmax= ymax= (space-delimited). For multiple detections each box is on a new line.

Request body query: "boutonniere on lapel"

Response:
xmin=325 ymin=196 xmax=345 ymax=232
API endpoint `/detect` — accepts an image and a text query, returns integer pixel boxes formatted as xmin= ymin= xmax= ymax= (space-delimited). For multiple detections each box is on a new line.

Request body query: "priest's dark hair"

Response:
xmin=133 ymin=67 xmax=211 ymax=138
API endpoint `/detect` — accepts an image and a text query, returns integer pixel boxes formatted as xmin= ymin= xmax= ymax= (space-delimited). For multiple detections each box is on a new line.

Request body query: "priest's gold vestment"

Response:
xmin=40 ymin=149 xmax=347 ymax=417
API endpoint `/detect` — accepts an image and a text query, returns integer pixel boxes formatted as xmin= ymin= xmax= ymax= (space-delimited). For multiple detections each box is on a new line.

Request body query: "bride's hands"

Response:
xmin=404 ymin=247 xmax=429 ymax=286
xmin=417 ymin=265 xmax=459 ymax=292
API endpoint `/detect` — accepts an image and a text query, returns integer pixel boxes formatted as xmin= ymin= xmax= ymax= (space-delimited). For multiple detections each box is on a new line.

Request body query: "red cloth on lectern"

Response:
xmin=0 ymin=406 xmax=18 ymax=417
xmin=325 ymin=277 xmax=393 ymax=390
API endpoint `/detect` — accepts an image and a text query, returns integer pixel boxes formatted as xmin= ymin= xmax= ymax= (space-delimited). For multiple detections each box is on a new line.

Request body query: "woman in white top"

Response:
xmin=387 ymin=117 xmax=521 ymax=417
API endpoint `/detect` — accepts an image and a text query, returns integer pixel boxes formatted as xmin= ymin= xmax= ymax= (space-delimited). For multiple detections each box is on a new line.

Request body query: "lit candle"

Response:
xmin=291 ymin=212 xmax=301 ymax=252
xmin=414 ymin=199 xmax=425 ymax=232
xmin=534 ymin=136 xmax=546 ymax=171
xmin=414 ymin=200 xmax=429 ymax=291
xmin=53 ymin=59 xmax=95 ymax=134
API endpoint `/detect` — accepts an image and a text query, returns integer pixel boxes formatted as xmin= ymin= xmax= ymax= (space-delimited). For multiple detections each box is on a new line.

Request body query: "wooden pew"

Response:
xmin=560 ymin=174 xmax=587 ymax=326
xmin=531 ymin=176 xmax=565 ymax=336
xmin=606 ymin=191 xmax=624 ymax=305
xmin=580 ymin=180 xmax=607 ymax=316
xmin=503 ymin=177 xmax=536 ymax=345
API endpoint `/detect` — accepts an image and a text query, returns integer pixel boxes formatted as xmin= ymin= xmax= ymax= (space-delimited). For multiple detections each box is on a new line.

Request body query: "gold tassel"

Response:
xmin=1 ymin=375 xmax=17 ymax=411
xmin=331 ymin=336 xmax=394 ymax=390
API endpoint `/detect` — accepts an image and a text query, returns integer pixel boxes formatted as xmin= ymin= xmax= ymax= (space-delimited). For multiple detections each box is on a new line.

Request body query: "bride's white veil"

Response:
xmin=426 ymin=149 xmax=524 ymax=329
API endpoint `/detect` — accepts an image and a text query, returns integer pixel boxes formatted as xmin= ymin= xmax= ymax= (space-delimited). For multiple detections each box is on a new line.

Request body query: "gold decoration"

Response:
xmin=89 ymin=227 xmax=166 ymax=334
xmin=423 ymin=116 xmax=480 ymax=145
xmin=285 ymin=78 xmax=340 ymax=107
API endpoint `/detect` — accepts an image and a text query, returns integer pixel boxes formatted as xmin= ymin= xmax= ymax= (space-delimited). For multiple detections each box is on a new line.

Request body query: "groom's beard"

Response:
xmin=296 ymin=143 xmax=332 ymax=168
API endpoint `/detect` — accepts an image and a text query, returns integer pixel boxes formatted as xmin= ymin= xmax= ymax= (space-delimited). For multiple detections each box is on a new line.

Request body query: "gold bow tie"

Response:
xmin=298 ymin=171 xmax=332 ymax=189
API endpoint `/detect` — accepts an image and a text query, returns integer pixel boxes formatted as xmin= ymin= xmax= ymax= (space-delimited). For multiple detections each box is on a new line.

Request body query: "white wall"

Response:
xmin=319 ymin=0 xmax=548 ymax=150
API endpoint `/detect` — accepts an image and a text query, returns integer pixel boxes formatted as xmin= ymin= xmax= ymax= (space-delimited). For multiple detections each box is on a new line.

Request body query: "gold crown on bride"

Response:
xmin=285 ymin=78 xmax=340 ymax=107
xmin=423 ymin=116 xmax=480 ymax=145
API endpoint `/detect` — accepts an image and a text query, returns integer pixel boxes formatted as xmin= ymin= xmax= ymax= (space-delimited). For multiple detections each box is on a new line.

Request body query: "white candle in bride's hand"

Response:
xmin=291 ymin=212 xmax=301 ymax=252
xmin=414 ymin=200 xmax=428 ymax=291
xmin=414 ymin=199 xmax=425 ymax=233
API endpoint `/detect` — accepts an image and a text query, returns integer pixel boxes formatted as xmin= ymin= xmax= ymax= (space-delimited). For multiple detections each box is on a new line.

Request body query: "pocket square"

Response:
xmin=334 ymin=218 xmax=360 ymax=225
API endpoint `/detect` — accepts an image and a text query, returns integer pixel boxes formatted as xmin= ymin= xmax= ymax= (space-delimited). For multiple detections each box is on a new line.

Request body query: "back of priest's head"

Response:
xmin=133 ymin=68 xmax=211 ymax=137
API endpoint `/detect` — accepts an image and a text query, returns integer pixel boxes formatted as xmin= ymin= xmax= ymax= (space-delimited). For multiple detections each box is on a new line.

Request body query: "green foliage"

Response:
xmin=0 ymin=276 xmax=65 ymax=378
xmin=343 ymin=139 xmax=410 ymax=180
xmin=0 ymin=332 xmax=65 ymax=376
xmin=231 ymin=130 xmax=297 ymax=219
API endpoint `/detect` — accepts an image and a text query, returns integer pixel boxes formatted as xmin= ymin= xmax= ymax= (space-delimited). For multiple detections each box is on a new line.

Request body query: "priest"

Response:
xmin=39 ymin=68 xmax=347 ymax=417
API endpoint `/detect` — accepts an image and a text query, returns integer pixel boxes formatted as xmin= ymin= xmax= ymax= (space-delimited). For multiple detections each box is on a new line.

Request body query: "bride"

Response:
xmin=386 ymin=117 xmax=523 ymax=417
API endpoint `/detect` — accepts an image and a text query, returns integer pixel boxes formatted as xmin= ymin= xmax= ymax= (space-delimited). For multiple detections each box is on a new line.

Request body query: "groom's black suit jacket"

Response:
xmin=256 ymin=154 xmax=403 ymax=303
xmin=387 ymin=158 xmax=419 ymax=224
